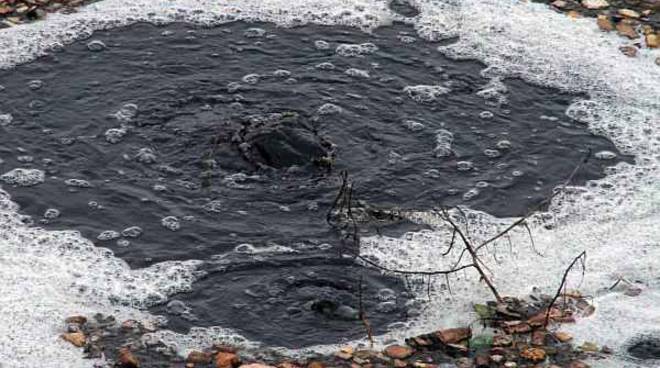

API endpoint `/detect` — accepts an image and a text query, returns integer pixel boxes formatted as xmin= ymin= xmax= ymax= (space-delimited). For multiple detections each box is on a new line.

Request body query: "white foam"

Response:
xmin=0 ymin=0 xmax=658 ymax=366
xmin=0 ymin=188 xmax=203 ymax=367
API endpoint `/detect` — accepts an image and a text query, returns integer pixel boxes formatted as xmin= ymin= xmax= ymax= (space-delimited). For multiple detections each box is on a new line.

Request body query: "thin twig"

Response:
xmin=544 ymin=251 xmax=587 ymax=327
xmin=358 ymin=274 xmax=374 ymax=347
xmin=475 ymin=150 xmax=591 ymax=253
xmin=440 ymin=207 xmax=502 ymax=302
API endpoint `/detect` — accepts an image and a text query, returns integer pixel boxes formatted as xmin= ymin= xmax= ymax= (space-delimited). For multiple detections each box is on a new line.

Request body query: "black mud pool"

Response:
xmin=0 ymin=21 xmax=629 ymax=348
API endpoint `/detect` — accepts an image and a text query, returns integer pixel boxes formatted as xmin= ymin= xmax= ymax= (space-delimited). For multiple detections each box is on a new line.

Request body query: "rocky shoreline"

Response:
xmin=0 ymin=0 xmax=101 ymax=27
xmin=61 ymin=292 xmax=609 ymax=368
xmin=535 ymin=0 xmax=659 ymax=59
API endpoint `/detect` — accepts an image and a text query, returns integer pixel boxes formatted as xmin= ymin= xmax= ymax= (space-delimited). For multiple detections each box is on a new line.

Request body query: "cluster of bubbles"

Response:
xmin=335 ymin=42 xmax=379 ymax=57
xmin=403 ymin=84 xmax=451 ymax=103
xmin=432 ymin=129 xmax=453 ymax=158
xmin=0 ymin=168 xmax=45 ymax=187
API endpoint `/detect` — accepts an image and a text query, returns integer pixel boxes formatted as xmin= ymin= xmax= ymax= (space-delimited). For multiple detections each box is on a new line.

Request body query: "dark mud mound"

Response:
xmin=0 ymin=21 xmax=631 ymax=348
xmin=628 ymin=334 xmax=660 ymax=361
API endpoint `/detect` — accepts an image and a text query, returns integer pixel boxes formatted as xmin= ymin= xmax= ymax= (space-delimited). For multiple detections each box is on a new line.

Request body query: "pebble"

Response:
xmin=616 ymin=21 xmax=639 ymax=39
xmin=65 ymin=316 xmax=87 ymax=325
xmin=118 ymin=347 xmax=139 ymax=368
xmin=581 ymin=0 xmax=609 ymax=9
xmin=618 ymin=8 xmax=640 ymax=18
xmin=555 ymin=331 xmax=573 ymax=342
xmin=490 ymin=355 xmax=504 ymax=363
xmin=552 ymin=0 xmax=568 ymax=8
xmin=384 ymin=345 xmax=413 ymax=359
xmin=61 ymin=332 xmax=86 ymax=347
xmin=520 ymin=347 xmax=546 ymax=362
xmin=581 ymin=341 xmax=599 ymax=352
xmin=216 ymin=351 xmax=240 ymax=368
xmin=596 ymin=15 xmax=614 ymax=31
xmin=619 ymin=45 xmax=638 ymax=57
xmin=646 ymin=33 xmax=659 ymax=48
xmin=187 ymin=351 xmax=211 ymax=364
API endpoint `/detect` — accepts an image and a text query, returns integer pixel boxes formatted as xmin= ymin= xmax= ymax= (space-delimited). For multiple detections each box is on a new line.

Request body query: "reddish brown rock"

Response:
xmin=306 ymin=361 xmax=324 ymax=368
xmin=475 ymin=354 xmax=490 ymax=367
xmin=436 ymin=327 xmax=472 ymax=344
xmin=239 ymin=364 xmax=277 ymax=368
xmin=0 ymin=6 xmax=15 ymax=16
xmin=60 ymin=332 xmax=86 ymax=347
xmin=118 ymin=347 xmax=140 ymax=368
xmin=216 ymin=351 xmax=240 ymax=368
xmin=646 ymin=33 xmax=659 ymax=48
xmin=597 ymin=15 xmax=614 ymax=31
xmin=503 ymin=322 xmax=531 ymax=334
xmin=616 ymin=21 xmax=639 ymax=39
xmin=520 ymin=347 xmax=546 ymax=362
xmin=384 ymin=345 xmax=413 ymax=359
xmin=187 ymin=351 xmax=211 ymax=365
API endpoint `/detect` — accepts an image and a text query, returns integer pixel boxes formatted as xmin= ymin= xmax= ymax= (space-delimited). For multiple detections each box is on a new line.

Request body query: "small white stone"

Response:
xmin=581 ymin=0 xmax=609 ymax=10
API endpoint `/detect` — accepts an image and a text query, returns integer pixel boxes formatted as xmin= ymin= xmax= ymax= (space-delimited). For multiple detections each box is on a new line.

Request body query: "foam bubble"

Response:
xmin=345 ymin=67 xmax=370 ymax=78
xmin=161 ymin=216 xmax=181 ymax=232
xmin=64 ymin=178 xmax=93 ymax=188
xmin=403 ymin=85 xmax=450 ymax=103
xmin=317 ymin=103 xmax=343 ymax=115
xmin=335 ymin=42 xmax=379 ymax=57
xmin=105 ymin=127 xmax=127 ymax=144
xmin=433 ymin=129 xmax=453 ymax=157
xmin=0 ymin=113 xmax=13 ymax=126
xmin=0 ymin=168 xmax=45 ymax=187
